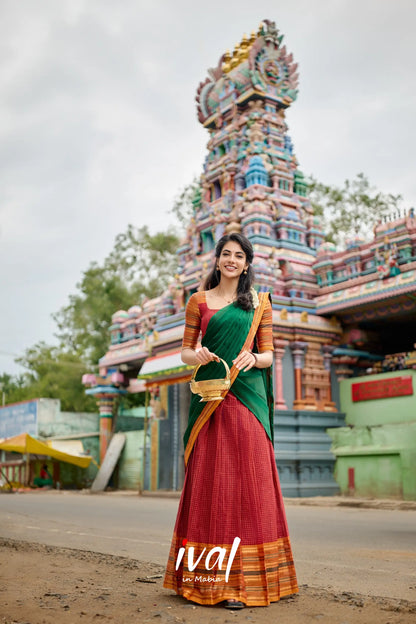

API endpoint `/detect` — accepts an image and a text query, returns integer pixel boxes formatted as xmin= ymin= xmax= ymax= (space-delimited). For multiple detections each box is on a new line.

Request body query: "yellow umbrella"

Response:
xmin=0 ymin=432 xmax=92 ymax=468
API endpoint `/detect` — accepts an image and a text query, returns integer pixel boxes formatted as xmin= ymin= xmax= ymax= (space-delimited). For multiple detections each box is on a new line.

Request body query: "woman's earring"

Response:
xmin=244 ymin=269 xmax=247 ymax=275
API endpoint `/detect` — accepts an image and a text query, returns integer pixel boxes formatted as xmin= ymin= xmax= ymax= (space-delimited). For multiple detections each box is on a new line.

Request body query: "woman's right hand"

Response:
xmin=195 ymin=347 xmax=220 ymax=365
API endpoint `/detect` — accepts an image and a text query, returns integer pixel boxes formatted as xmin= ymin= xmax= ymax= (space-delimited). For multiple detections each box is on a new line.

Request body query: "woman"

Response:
xmin=33 ymin=464 xmax=53 ymax=488
xmin=164 ymin=233 xmax=298 ymax=609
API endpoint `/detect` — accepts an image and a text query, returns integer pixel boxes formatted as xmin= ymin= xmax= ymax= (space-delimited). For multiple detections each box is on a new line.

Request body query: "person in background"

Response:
xmin=33 ymin=463 xmax=53 ymax=488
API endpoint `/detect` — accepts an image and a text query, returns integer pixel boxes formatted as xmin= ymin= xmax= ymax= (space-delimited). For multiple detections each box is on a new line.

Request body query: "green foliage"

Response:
xmin=308 ymin=173 xmax=402 ymax=248
xmin=0 ymin=372 xmax=27 ymax=406
xmin=106 ymin=224 xmax=179 ymax=289
xmin=53 ymin=224 xmax=179 ymax=365
xmin=1 ymin=344 xmax=97 ymax=412
xmin=170 ymin=177 xmax=201 ymax=228
xmin=53 ymin=265 xmax=133 ymax=365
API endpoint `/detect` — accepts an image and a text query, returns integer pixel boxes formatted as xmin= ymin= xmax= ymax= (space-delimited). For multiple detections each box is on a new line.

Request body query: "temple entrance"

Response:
xmin=332 ymin=293 xmax=416 ymax=375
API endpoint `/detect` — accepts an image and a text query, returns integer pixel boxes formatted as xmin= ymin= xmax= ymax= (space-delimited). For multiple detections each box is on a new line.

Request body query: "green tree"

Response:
xmin=53 ymin=224 xmax=179 ymax=365
xmin=2 ymin=345 xmax=96 ymax=412
xmin=0 ymin=372 xmax=27 ymax=406
xmin=308 ymin=173 xmax=402 ymax=248
xmin=170 ymin=177 xmax=201 ymax=229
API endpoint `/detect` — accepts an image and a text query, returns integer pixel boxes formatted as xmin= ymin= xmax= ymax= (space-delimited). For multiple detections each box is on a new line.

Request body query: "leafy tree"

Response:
xmin=52 ymin=264 xmax=133 ymax=367
xmin=0 ymin=372 xmax=27 ymax=406
xmin=308 ymin=173 xmax=402 ymax=248
xmin=170 ymin=177 xmax=201 ymax=228
xmin=1 ymin=345 xmax=96 ymax=412
xmin=53 ymin=225 xmax=179 ymax=365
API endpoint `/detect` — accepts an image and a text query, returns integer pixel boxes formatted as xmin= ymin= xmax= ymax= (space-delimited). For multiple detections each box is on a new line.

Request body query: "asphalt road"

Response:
xmin=1 ymin=491 xmax=415 ymax=602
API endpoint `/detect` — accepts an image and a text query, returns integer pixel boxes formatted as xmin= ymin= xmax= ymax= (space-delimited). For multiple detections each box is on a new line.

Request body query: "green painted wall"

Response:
xmin=329 ymin=422 xmax=416 ymax=499
xmin=57 ymin=436 xmax=100 ymax=489
xmin=40 ymin=407 xmax=145 ymax=490
xmin=339 ymin=369 xmax=416 ymax=427
xmin=37 ymin=410 xmax=100 ymax=488
xmin=118 ymin=407 xmax=146 ymax=417
xmin=39 ymin=410 xmax=100 ymax=437
xmin=117 ymin=430 xmax=145 ymax=490
xmin=57 ymin=430 xmax=145 ymax=491
xmin=333 ymin=453 xmax=404 ymax=498
xmin=328 ymin=371 xmax=416 ymax=500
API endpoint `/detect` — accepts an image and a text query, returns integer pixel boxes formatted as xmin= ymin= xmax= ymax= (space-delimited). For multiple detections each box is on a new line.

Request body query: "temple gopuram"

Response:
xmin=83 ymin=20 xmax=416 ymax=500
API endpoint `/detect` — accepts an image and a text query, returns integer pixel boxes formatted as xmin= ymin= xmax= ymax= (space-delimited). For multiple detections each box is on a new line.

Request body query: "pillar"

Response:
xmin=290 ymin=341 xmax=307 ymax=408
xmin=321 ymin=344 xmax=337 ymax=411
xmin=97 ymin=395 xmax=116 ymax=463
xmin=273 ymin=337 xmax=288 ymax=409
xmin=322 ymin=345 xmax=335 ymax=403
xmin=150 ymin=419 xmax=159 ymax=492
xmin=271 ymin=171 xmax=279 ymax=191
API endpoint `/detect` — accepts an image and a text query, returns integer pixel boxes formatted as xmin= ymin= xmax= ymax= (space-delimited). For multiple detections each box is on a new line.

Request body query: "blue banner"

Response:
xmin=0 ymin=400 xmax=38 ymax=438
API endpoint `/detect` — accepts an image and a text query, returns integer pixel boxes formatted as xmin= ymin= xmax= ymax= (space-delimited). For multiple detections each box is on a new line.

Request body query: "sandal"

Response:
xmin=224 ymin=599 xmax=245 ymax=610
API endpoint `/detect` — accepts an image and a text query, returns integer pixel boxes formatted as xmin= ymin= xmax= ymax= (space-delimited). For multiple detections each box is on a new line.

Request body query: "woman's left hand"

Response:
xmin=233 ymin=350 xmax=256 ymax=372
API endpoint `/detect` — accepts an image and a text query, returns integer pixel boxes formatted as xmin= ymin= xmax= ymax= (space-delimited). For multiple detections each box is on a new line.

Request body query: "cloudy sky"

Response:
xmin=1 ymin=0 xmax=415 ymax=376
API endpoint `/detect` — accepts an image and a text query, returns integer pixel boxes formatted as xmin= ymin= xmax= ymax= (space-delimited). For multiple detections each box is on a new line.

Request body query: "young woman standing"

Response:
xmin=164 ymin=233 xmax=298 ymax=609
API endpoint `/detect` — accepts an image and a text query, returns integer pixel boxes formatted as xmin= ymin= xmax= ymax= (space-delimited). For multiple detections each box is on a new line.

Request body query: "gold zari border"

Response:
xmin=164 ymin=535 xmax=298 ymax=607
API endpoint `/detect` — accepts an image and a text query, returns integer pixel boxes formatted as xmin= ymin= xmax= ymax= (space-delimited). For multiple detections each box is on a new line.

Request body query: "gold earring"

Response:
xmin=244 ymin=269 xmax=247 ymax=274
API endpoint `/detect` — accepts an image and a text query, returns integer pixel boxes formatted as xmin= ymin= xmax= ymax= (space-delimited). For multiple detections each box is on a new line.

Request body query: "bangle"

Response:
xmin=251 ymin=352 xmax=258 ymax=366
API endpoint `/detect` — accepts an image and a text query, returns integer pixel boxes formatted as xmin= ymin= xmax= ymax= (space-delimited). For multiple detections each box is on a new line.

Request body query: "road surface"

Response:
xmin=0 ymin=490 xmax=415 ymax=601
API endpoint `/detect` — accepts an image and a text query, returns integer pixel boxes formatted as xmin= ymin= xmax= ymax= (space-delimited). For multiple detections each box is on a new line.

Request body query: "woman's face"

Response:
xmin=217 ymin=240 xmax=248 ymax=279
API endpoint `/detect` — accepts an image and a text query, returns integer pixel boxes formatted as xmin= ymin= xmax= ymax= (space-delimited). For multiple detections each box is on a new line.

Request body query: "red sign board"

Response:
xmin=351 ymin=376 xmax=413 ymax=402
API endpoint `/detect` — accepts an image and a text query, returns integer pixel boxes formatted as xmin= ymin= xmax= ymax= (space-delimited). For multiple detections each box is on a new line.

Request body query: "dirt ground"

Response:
xmin=1 ymin=538 xmax=415 ymax=624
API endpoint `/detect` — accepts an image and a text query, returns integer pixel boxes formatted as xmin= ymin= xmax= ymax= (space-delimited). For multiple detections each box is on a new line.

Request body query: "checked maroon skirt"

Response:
xmin=163 ymin=392 xmax=298 ymax=606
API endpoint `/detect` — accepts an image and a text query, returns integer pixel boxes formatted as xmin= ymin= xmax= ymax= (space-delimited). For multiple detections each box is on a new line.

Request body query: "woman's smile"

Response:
xmin=218 ymin=241 xmax=247 ymax=276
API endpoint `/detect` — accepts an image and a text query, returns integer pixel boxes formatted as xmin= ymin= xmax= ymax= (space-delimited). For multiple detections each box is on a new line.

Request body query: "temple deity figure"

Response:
xmin=169 ymin=281 xmax=185 ymax=313
xmin=376 ymin=241 xmax=400 ymax=279
xmin=213 ymin=204 xmax=226 ymax=241
xmin=269 ymin=248 xmax=282 ymax=278
xmin=222 ymin=170 xmax=232 ymax=193
xmin=187 ymin=217 xmax=201 ymax=255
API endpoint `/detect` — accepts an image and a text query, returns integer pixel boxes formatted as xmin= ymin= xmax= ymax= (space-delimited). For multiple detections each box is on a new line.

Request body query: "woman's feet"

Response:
xmin=224 ymin=599 xmax=245 ymax=610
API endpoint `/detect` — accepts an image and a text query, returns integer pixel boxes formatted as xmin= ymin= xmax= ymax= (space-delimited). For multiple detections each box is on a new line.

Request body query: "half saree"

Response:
xmin=163 ymin=291 xmax=298 ymax=606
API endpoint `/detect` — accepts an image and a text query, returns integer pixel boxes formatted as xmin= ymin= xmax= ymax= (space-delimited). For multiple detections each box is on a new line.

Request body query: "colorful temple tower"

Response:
xmin=178 ymin=20 xmax=339 ymax=420
xmin=86 ymin=20 xmax=416 ymax=499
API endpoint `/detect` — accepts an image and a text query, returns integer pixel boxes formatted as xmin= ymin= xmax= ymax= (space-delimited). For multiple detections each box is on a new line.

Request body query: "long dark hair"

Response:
xmin=204 ymin=233 xmax=254 ymax=311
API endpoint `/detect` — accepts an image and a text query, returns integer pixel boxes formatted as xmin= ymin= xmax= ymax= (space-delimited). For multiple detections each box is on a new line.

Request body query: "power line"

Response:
xmin=0 ymin=350 xmax=98 ymax=372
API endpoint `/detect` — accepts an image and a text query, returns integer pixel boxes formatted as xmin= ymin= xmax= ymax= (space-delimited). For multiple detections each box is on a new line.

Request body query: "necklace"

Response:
xmin=216 ymin=287 xmax=237 ymax=304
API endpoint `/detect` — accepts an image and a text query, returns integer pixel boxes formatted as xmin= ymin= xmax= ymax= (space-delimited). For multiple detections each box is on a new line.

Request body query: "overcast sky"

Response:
xmin=1 ymin=0 xmax=415 ymax=376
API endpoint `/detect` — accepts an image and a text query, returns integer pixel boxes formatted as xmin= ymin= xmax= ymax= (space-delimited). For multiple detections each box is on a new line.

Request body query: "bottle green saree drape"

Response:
xmin=184 ymin=292 xmax=273 ymax=465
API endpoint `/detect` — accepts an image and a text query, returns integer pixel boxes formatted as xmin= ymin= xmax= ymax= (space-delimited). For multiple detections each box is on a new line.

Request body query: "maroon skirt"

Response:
xmin=163 ymin=392 xmax=298 ymax=606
